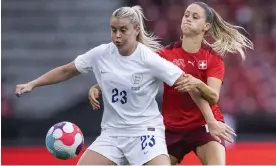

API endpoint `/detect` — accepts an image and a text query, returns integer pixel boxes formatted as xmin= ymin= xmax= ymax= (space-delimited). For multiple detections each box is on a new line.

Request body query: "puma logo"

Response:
xmin=188 ymin=60 xmax=195 ymax=66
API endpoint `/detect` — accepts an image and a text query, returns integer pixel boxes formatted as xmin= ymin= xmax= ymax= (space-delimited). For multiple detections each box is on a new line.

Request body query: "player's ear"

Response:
xmin=135 ymin=25 xmax=140 ymax=37
xmin=203 ymin=22 xmax=211 ymax=32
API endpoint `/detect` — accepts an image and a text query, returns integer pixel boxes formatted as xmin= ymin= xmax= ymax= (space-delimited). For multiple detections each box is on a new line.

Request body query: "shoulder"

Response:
xmin=81 ymin=42 xmax=115 ymax=60
xmin=91 ymin=42 xmax=114 ymax=53
xmin=163 ymin=41 xmax=181 ymax=52
xmin=200 ymin=44 xmax=224 ymax=71
xmin=157 ymin=41 xmax=181 ymax=58
xmin=82 ymin=42 xmax=112 ymax=55
xmin=164 ymin=41 xmax=182 ymax=50
xmin=201 ymin=44 xmax=223 ymax=62
xmin=139 ymin=43 xmax=160 ymax=61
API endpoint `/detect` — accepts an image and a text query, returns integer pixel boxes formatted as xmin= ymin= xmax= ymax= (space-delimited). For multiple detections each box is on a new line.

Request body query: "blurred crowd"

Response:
xmin=131 ymin=0 xmax=276 ymax=114
xmin=1 ymin=0 xmax=276 ymax=119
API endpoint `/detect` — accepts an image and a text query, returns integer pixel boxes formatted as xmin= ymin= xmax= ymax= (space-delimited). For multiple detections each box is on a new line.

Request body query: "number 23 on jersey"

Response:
xmin=112 ymin=88 xmax=127 ymax=104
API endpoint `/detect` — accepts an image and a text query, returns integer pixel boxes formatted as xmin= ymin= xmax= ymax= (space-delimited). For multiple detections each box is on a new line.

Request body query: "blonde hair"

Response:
xmin=195 ymin=2 xmax=254 ymax=60
xmin=112 ymin=5 xmax=163 ymax=52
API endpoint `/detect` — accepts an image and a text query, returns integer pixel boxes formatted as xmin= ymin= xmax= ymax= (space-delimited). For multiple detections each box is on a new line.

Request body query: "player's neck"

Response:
xmin=181 ymin=35 xmax=203 ymax=54
xmin=118 ymin=42 xmax=138 ymax=56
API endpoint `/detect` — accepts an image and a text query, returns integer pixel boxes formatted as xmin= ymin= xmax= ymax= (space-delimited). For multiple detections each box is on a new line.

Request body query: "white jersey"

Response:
xmin=74 ymin=42 xmax=183 ymax=137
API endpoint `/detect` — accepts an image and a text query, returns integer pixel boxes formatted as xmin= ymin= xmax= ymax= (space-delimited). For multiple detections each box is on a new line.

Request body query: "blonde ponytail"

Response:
xmin=112 ymin=6 xmax=163 ymax=52
xmin=206 ymin=9 xmax=254 ymax=60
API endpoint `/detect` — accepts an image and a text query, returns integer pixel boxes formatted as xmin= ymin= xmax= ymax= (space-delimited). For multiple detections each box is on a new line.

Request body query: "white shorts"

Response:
xmin=87 ymin=132 xmax=168 ymax=165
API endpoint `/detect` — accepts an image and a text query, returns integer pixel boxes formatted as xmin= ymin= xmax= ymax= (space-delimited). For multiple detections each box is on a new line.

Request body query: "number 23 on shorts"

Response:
xmin=141 ymin=135 xmax=155 ymax=151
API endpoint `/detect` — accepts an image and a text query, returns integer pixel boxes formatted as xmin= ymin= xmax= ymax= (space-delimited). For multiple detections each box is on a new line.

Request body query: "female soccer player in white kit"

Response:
xmin=15 ymin=6 xmax=214 ymax=165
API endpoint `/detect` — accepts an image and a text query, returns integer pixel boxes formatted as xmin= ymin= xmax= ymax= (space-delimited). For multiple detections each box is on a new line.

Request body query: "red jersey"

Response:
xmin=158 ymin=41 xmax=225 ymax=131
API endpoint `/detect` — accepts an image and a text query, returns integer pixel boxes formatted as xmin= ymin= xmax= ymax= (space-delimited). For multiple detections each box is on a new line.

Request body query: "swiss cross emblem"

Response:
xmin=198 ymin=60 xmax=207 ymax=70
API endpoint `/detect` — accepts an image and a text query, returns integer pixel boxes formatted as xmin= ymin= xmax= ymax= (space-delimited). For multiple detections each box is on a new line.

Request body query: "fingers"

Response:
xmin=90 ymin=92 xmax=100 ymax=105
xmin=15 ymin=85 xmax=22 ymax=95
xmin=174 ymin=75 xmax=197 ymax=92
xmin=15 ymin=85 xmax=28 ymax=97
xmin=175 ymin=85 xmax=193 ymax=92
xmin=226 ymin=128 xmax=237 ymax=137
xmin=209 ymin=122 xmax=236 ymax=143
xmin=94 ymin=88 xmax=101 ymax=99
xmin=220 ymin=132 xmax=234 ymax=143
xmin=175 ymin=79 xmax=189 ymax=86
xmin=183 ymin=74 xmax=191 ymax=78
xmin=88 ymin=90 xmax=100 ymax=110
xmin=217 ymin=122 xmax=237 ymax=136
xmin=175 ymin=75 xmax=191 ymax=86
xmin=88 ymin=96 xmax=100 ymax=109
xmin=91 ymin=101 xmax=100 ymax=110
xmin=213 ymin=135 xmax=222 ymax=143
xmin=89 ymin=97 xmax=100 ymax=110
xmin=225 ymin=125 xmax=237 ymax=136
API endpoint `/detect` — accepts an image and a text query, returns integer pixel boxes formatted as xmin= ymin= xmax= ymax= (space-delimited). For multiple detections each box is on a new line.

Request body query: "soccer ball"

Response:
xmin=45 ymin=121 xmax=84 ymax=160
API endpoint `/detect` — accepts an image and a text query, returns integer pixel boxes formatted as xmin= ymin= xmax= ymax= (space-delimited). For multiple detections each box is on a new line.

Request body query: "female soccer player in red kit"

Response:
xmin=89 ymin=2 xmax=253 ymax=165
xmin=159 ymin=2 xmax=253 ymax=165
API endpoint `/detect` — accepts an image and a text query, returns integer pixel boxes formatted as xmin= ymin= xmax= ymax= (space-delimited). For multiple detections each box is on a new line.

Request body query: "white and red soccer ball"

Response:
xmin=45 ymin=121 xmax=84 ymax=160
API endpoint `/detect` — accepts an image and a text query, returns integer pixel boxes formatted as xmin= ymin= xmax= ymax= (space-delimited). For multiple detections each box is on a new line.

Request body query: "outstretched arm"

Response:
xmin=15 ymin=44 xmax=108 ymax=97
xmin=15 ymin=62 xmax=80 ymax=96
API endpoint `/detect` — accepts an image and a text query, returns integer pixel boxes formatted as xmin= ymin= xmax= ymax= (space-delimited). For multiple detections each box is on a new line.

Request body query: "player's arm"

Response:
xmin=30 ymin=63 xmax=80 ymax=88
xmin=175 ymin=74 xmax=221 ymax=105
xmin=147 ymin=52 xmax=218 ymax=110
xmin=189 ymin=87 xmax=235 ymax=143
xmin=15 ymin=63 xmax=80 ymax=96
xmin=175 ymin=57 xmax=224 ymax=105
xmin=196 ymin=77 xmax=222 ymax=105
xmin=197 ymin=57 xmax=224 ymax=104
xmin=174 ymin=76 xmax=235 ymax=143
xmin=16 ymin=44 xmax=104 ymax=97
xmin=174 ymin=76 xmax=217 ymax=124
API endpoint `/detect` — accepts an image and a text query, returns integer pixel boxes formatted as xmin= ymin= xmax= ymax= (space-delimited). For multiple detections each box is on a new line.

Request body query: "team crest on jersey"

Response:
xmin=198 ymin=60 xmax=207 ymax=70
xmin=131 ymin=73 xmax=143 ymax=91
xmin=172 ymin=59 xmax=185 ymax=68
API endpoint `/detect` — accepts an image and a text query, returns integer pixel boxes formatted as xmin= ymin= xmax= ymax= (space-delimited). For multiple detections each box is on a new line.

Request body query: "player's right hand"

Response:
xmin=88 ymin=85 xmax=101 ymax=110
xmin=207 ymin=120 xmax=237 ymax=143
xmin=15 ymin=83 xmax=34 ymax=97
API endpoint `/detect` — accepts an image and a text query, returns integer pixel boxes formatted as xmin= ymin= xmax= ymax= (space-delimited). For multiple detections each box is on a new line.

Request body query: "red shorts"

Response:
xmin=165 ymin=125 xmax=225 ymax=162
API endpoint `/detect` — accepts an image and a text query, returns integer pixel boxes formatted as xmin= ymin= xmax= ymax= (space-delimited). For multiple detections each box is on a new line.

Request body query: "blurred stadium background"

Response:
xmin=2 ymin=0 xmax=276 ymax=164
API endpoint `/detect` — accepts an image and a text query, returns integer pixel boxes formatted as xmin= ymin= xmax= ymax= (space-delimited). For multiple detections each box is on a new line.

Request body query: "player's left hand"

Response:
xmin=174 ymin=74 xmax=202 ymax=92
xmin=88 ymin=85 xmax=101 ymax=110
xmin=207 ymin=121 xmax=237 ymax=143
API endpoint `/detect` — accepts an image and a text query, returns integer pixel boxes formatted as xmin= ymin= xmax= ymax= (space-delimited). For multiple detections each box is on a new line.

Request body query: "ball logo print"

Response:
xmin=45 ymin=121 xmax=84 ymax=160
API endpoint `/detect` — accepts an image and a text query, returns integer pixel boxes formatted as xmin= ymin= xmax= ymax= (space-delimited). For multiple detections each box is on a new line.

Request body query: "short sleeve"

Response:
xmin=145 ymin=52 xmax=183 ymax=86
xmin=74 ymin=44 xmax=107 ymax=73
xmin=207 ymin=55 xmax=225 ymax=81
xmin=156 ymin=49 xmax=165 ymax=58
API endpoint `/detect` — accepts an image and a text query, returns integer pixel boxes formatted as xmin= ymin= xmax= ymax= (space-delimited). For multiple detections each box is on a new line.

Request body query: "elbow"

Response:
xmin=208 ymin=93 xmax=219 ymax=105
xmin=61 ymin=63 xmax=79 ymax=77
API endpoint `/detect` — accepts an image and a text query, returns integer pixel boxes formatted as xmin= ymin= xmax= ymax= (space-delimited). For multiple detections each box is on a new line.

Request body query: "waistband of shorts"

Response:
xmin=100 ymin=126 xmax=165 ymax=138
